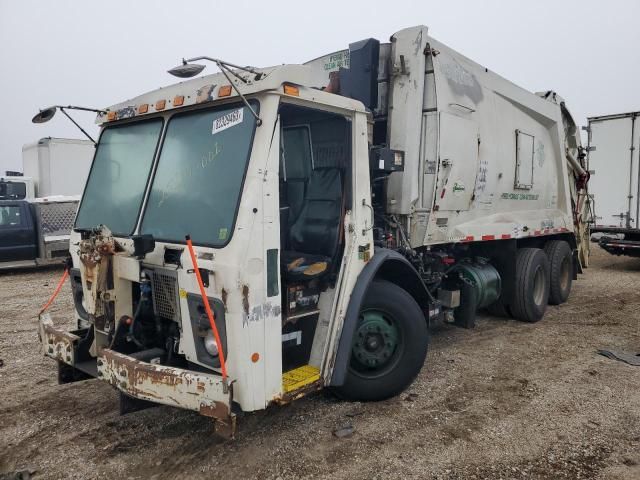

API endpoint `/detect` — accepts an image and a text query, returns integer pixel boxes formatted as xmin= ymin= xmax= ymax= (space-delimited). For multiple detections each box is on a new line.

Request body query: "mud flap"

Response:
xmin=58 ymin=360 xmax=92 ymax=384
xmin=453 ymin=279 xmax=477 ymax=329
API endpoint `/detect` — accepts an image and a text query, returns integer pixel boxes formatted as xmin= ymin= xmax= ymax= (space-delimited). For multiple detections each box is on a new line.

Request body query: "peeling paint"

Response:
xmin=221 ymin=288 xmax=228 ymax=311
xmin=243 ymin=302 xmax=282 ymax=326
xmin=196 ymin=84 xmax=216 ymax=103
xmin=241 ymin=285 xmax=249 ymax=315
xmin=440 ymin=57 xmax=483 ymax=104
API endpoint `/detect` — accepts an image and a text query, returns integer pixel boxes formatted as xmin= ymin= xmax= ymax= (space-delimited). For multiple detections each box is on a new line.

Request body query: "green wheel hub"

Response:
xmin=351 ymin=310 xmax=399 ymax=371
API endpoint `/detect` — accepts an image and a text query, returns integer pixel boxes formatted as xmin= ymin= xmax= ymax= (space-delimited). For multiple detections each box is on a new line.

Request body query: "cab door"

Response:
xmin=0 ymin=201 xmax=37 ymax=262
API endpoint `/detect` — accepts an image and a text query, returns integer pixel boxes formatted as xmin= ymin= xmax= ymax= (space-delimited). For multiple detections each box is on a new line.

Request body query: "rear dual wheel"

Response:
xmin=544 ymin=240 xmax=573 ymax=305
xmin=490 ymin=241 xmax=573 ymax=322
xmin=511 ymin=248 xmax=550 ymax=323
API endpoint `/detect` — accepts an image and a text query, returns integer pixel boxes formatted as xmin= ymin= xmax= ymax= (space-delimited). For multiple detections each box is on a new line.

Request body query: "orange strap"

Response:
xmin=185 ymin=236 xmax=228 ymax=381
xmin=39 ymin=269 xmax=69 ymax=315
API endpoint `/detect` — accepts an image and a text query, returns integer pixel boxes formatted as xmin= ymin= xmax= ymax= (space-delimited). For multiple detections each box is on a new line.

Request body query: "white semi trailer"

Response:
xmin=587 ymin=111 xmax=640 ymax=256
xmin=36 ymin=26 xmax=589 ymax=437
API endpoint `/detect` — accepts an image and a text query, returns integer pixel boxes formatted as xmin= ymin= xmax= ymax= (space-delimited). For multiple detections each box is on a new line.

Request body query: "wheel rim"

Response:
xmin=532 ymin=265 xmax=546 ymax=305
xmin=350 ymin=309 xmax=402 ymax=378
xmin=559 ymin=255 xmax=571 ymax=291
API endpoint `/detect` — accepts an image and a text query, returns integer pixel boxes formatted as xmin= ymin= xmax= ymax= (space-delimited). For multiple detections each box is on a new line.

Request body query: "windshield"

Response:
xmin=140 ymin=104 xmax=258 ymax=245
xmin=75 ymin=119 xmax=162 ymax=235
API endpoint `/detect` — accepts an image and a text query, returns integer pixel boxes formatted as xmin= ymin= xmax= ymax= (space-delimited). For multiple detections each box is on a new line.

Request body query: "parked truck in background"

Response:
xmin=0 ymin=137 xmax=92 ymax=268
xmin=587 ymin=111 xmax=640 ymax=257
xmin=0 ymin=137 xmax=93 ymax=200
xmin=36 ymin=25 xmax=590 ymax=438
xmin=0 ymin=197 xmax=79 ymax=269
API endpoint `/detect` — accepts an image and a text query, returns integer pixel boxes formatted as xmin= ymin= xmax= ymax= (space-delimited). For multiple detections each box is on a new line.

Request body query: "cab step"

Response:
xmin=282 ymin=365 xmax=320 ymax=393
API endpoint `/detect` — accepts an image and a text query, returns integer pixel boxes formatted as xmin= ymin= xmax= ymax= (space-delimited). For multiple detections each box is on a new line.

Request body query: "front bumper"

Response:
xmin=38 ymin=313 xmax=236 ymax=438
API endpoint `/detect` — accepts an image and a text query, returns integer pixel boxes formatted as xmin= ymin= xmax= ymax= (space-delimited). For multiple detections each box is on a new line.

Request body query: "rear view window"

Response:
xmin=0 ymin=181 xmax=27 ymax=200
xmin=0 ymin=206 xmax=22 ymax=227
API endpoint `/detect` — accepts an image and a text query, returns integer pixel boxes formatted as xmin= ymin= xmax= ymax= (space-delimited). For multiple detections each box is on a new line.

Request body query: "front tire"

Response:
xmin=511 ymin=248 xmax=550 ymax=323
xmin=334 ymin=280 xmax=429 ymax=401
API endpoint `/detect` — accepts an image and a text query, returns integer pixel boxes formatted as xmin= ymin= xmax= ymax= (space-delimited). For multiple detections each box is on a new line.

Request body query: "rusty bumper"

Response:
xmin=38 ymin=312 xmax=80 ymax=365
xmin=38 ymin=314 xmax=236 ymax=438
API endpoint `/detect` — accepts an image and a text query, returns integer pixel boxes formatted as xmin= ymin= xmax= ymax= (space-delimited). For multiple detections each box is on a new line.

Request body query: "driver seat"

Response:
xmin=282 ymin=166 xmax=343 ymax=281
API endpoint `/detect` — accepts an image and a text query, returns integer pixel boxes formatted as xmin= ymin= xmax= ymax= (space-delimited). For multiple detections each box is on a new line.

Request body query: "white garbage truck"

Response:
xmin=36 ymin=25 xmax=590 ymax=437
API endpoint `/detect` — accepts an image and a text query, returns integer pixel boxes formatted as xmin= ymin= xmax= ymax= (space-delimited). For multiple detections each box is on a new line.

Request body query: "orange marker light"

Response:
xmin=173 ymin=95 xmax=184 ymax=106
xmin=155 ymin=99 xmax=166 ymax=110
xmin=218 ymin=85 xmax=232 ymax=97
xmin=283 ymin=85 xmax=299 ymax=96
xmin=251 ymin=352 xmax=260 ymax=363
xmin=107 ymin=111 xmax=117 ymax=121
xmin=138 ymin=104 xmax=149 ymax=114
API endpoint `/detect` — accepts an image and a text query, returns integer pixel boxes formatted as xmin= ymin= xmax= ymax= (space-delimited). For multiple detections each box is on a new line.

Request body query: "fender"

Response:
xmin=329 ymin=248 xmax=432 ymax=386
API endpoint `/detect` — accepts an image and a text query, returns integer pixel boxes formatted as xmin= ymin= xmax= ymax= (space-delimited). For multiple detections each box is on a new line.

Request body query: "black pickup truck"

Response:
xmin=0 ymin=198 xmax=78 ymax=268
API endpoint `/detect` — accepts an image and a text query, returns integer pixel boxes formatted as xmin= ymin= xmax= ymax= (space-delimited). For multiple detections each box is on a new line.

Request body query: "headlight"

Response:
xmin=203 ymin=330 xmax=219 ymax=357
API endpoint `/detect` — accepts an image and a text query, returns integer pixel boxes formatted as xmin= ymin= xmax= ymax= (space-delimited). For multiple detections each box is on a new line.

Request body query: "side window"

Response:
xmin=281 ymin=126 xmax=313 ymax=181
xmin=515 ymin=129 xmax=534 ymax=189
xmin=0 ymin=206 xmax=22 ymax=227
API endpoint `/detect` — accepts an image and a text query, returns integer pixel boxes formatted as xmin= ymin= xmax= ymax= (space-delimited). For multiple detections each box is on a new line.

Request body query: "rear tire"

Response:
xmin=334 ymin=280 xmax=429 ymax=401
xmin=511 ymin=248 xmax=550 ymax=323
xmin=544 ymin=240 xmax=573 ymax=305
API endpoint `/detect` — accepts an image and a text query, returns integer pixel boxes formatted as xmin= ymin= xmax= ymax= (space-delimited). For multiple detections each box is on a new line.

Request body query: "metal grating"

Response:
xmin=150 ymin=269 xmax=181 ymax=322
xmin=35 ymin=201 xmax=78 ymax=236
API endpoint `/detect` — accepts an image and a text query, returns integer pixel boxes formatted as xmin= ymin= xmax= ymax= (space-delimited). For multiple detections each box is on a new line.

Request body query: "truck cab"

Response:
xmin=40 ymin=63 xmax=397 ymax=437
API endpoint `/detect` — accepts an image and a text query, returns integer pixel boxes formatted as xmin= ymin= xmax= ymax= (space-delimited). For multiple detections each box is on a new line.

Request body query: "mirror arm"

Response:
xmin=59 ymin=108 xmax=97 ymax=145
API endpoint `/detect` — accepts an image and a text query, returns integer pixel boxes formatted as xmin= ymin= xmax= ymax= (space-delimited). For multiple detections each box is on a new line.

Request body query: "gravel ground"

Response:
xmin=1 ymin=246 xmax=640 ymax=480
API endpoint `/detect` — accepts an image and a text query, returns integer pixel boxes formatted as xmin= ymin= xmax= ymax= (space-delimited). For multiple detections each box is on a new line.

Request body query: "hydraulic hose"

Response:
xmin=185 ymin=235 xmax=228 ymax=381
xmin=39 ymin=268 xmax=69 ymax=315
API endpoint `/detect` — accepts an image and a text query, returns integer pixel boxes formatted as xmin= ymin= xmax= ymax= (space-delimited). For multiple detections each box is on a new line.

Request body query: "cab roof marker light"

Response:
xmin=155 ymin=99 xmax=166 ymax=110
xmin=283 ymin=84 xmax=299 ymax=96
xmin=138 ymin=104 xmax=149 ymax=114
xmin=173 ymin=95 xmax=184 ymax=106
xmin=107 ymin=111 xmax=117 ymax=121
xmin=218 ymin=85 xmax=232 ymax=97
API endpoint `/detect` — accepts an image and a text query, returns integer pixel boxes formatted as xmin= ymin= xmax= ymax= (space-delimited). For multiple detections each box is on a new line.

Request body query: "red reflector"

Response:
xmin=442 ymin=257 xmax=455 ymax=265
xmin=481 ymin=235 xmax=495 ymax=241
xmin=440 ymin=188 xmax=446 ymax=199
xmin=501 ymin=234 xmax=511 ymax=239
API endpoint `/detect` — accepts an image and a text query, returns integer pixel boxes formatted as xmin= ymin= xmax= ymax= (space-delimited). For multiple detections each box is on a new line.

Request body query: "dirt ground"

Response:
xmin=1 ymin=246 xmax=640 ymax=480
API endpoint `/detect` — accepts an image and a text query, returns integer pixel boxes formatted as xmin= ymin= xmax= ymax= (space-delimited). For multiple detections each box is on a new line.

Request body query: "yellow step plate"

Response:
xmin=282 ymin=365 xmax=320 ymax=393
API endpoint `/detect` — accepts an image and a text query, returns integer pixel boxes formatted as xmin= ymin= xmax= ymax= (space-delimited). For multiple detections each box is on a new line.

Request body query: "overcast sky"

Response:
xmin=1 ymin=0 xmax=639 ymax=173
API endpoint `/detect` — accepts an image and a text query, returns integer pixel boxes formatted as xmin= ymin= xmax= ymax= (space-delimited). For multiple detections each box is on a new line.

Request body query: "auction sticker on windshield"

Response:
xmin=212 ymin=108 xmax=244 ymax=135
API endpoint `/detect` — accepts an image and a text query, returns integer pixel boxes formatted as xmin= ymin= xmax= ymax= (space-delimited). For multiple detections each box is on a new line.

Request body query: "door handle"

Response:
xmin=362 ymin=199 xmax=374 ymax=235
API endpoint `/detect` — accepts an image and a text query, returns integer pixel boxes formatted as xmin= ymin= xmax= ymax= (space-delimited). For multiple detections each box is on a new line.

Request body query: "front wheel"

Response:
xmin=333 ymin=280 xmax=429 ymax=401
